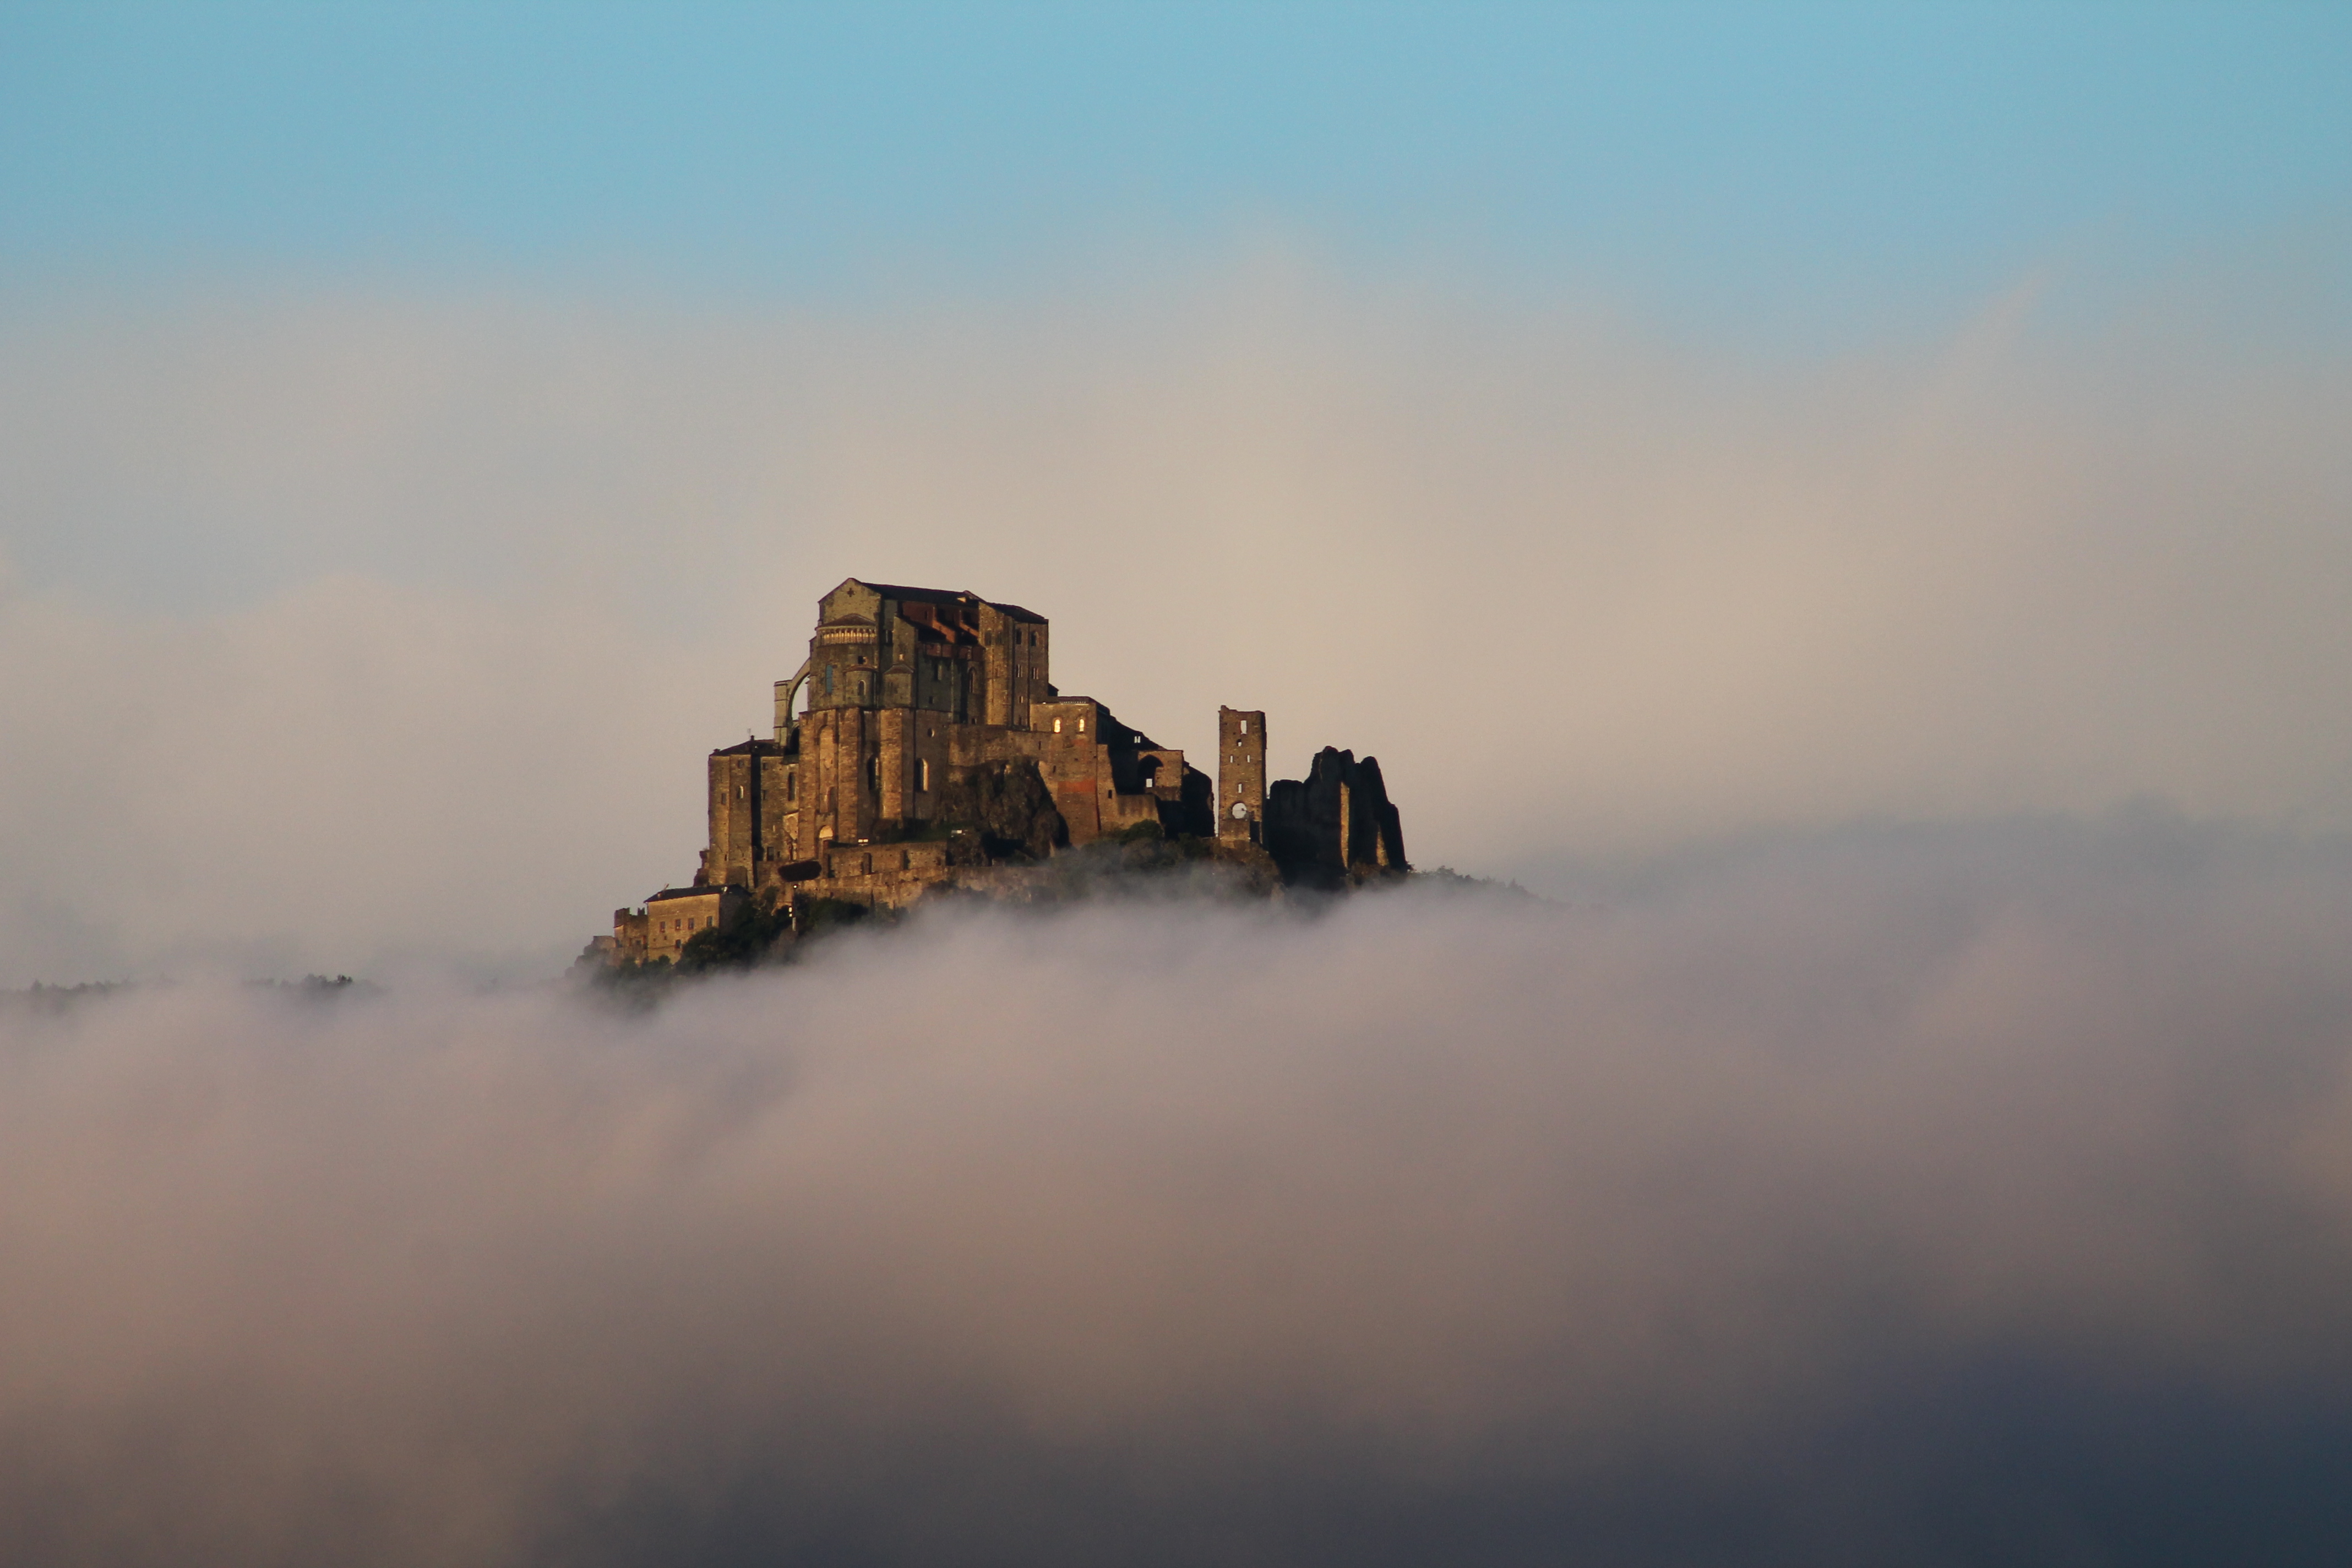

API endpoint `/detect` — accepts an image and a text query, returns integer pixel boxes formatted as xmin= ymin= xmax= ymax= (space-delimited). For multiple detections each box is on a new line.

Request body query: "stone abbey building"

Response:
xmin=604 ymin=578 xmax=1406 ymax=963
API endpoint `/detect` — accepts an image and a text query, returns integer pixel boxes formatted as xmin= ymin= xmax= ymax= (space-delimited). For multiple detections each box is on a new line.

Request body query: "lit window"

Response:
xmin=1053 ymin=718 xmax=1062 ymax=733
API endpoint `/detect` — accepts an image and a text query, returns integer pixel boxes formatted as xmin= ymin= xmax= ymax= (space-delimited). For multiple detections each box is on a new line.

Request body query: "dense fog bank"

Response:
xmin=6 ymin=821 xmax=2352 ymax=1564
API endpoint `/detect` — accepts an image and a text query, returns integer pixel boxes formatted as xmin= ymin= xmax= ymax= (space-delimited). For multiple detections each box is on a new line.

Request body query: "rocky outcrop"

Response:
xmin=1264 ymin=748 xmax=1408 ymax=888
xmin=935 ymin=758 xmax=1068 ymax=863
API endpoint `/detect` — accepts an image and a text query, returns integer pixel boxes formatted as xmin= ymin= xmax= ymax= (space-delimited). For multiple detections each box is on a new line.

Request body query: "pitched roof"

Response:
xmin=860 ymin=581 xmax=972 ymax=607
xmin=851 ymin=581 xmax=1047 ymax=623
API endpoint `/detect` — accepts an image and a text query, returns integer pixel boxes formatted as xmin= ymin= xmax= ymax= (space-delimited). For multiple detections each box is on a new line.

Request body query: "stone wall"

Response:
xmin=703 ymin=738 xmax=788 ymax=889
xmin=609 ymin=907 xmax=648 ymax=962
xmin=617 ymin=885 xmax=748 ymax=965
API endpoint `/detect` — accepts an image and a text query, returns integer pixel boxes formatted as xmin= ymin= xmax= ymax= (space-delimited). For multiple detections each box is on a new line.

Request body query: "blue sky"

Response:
xmin=5 ymin=3 xmax=2346 ymax=335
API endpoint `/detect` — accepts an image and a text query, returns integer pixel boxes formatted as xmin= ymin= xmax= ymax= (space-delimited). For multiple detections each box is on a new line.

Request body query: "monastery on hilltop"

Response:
xmin=599 ymin=578 xmax=1406 ymax=965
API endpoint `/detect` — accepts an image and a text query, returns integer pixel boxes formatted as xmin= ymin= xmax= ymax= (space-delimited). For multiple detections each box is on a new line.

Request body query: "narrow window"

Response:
xmin=919 ymin=758 xmax=931 ymax=792
xmin=787 ymin=771 xmax=797 ymax=802
xmin=1240 ymin=719 xmax=1248 ymax=734
xmin=1077 ymin=718 xmax=1086 ymax=733
xmin=737 ymin=784 xmax=745 ymax=800
xmin=1053 ymin=718 xmax=1062 ymax=733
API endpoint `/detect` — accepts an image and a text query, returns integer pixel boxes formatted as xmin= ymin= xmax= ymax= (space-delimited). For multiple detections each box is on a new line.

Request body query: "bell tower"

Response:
xmin=1217 ymin=706 xmax=1266 ymax=845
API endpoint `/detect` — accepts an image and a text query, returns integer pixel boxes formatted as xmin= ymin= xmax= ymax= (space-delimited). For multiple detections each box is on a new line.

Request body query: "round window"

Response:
xmin=1230 ymin=801 xmax=1250 ymax=820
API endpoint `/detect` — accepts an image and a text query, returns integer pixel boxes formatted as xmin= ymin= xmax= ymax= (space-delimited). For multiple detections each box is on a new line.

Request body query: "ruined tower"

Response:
xmin=1217 ymin=706 xmax=1266 ymax=846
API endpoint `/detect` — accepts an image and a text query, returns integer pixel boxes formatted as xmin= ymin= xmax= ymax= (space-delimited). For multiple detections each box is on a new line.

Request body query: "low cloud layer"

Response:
xmin=7 ymin=824 xmax=2352 ymax=1564
xmin=2 ymin=251 xmax=2350 ymax=979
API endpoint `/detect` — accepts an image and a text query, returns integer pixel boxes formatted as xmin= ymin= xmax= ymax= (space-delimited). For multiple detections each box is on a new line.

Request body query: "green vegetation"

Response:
xmin=674 ymin=896 xmax=795 ymax=974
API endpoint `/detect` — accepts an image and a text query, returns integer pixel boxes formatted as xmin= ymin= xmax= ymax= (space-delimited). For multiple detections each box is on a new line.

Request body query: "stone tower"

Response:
xmin=1217 ymin=706 xmax=1266 ymax=845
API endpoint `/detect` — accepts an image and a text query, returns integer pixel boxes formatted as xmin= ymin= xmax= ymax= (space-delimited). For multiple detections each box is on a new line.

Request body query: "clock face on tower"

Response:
xmin=1231 ymin=801 xmax=1250 ymax=820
